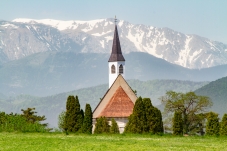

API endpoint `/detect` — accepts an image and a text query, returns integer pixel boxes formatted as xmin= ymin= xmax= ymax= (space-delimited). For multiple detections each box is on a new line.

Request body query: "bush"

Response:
xmin=110 ymin=118 xmax=120 ymax=134
xmin=0 ymin=112 xmax=47 ymax=132
xmin=220 ymin=114 xmax=227 ymax=135
xmin=94 ymin=117 xmax=110 ymax=134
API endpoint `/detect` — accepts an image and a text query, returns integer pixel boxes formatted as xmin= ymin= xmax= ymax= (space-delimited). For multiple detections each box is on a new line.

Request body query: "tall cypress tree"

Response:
xmin=81 ymin=104 xmax=93 ymax=134
xmin=65 ymin=96 xmax=77 ymax=132
xmin=125 ymin=97 xmax=145 ymax=133
xmin=142 ymin=98 xmax=163 ymax=134
xmin=153 ymin=107 xmax=164 ymax=133
xmin=220 ymin=114 xmax=227 ymax=136
xmin=143 ymin=98 xmax=154 ymax=132
xmin=206 ymin=112 xmax=220 ymax=136
xmin=110 ymin=118 xmax=120 ymax=134
xmin=64 ymin=95 xmax=83 ymax=132
xmin=74 ymin=96 xmax=83 ymax=132
xmin=173 ymin=111 xmax=183 ymax=135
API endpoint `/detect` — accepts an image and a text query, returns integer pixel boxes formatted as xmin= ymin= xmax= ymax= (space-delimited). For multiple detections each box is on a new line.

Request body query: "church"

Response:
xmin=92 ymin=20 xmax=137 ymax=133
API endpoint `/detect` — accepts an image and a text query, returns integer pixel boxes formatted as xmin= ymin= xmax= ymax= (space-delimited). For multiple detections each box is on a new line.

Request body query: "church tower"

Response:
xmin=108 ymin=19 xmax=125 ymax=88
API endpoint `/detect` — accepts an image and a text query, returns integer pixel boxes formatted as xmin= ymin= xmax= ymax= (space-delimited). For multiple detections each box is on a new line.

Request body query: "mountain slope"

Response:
xmin=0 ymin=19 xmax=226 ymax=68
xmin=1 ymin=51 xmax=227 ymax=97
xmin=195 ymin=76 xmax=227 ymax=116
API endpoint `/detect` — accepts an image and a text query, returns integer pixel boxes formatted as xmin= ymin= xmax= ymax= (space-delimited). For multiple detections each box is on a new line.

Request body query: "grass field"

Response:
xmin=0 ymin=133 xmax=227 ymax=151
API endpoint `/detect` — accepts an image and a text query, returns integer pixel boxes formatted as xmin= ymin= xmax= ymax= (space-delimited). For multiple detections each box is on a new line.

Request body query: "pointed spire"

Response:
xmin=108 ymin=17 xmax=125 ymax=62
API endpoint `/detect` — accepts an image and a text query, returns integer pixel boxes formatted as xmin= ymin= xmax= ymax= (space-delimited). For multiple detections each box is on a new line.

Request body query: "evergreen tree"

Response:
xmin=220 ymin=114 xmax=227 ymax=135
xmin=64 ymin=95 xmax=83 ymax=132
xmin=74 ymin=96 xmax=84 ymax=132
xmin=21 ymin=108 xmax=47 ymax=127
xmin=94 ymin=116 xmax=110 ymax=134
xmin=173 ymin=112 xmax=183 ymax=135
xmin=206 ymin=112 xmax=220 ymax=136
xmin=110 ymin=118 xmax=120 ymax=134
xmin=153 ymin=107 xmax=164 ymax=133
xmin=143 ymin=98 xmax=154 ymax=132
xmin=81 ymin=104 xmax=93 ymax=134
xmin=125 ymin=97 xmax=145 ymax=133
xmin=142 ymin=98 xmax=163 ymax=134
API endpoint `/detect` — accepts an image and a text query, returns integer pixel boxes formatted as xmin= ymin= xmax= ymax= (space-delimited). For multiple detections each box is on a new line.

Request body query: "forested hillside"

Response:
xmin=195 ymin=76 xmax=227 ymax=116
xmin=0 ymin=79 xmax=207 ymax=127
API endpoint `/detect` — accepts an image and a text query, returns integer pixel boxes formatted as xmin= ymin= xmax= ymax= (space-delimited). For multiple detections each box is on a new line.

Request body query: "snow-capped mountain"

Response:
xmin=0 ymin=18 xmax=226 ymax=69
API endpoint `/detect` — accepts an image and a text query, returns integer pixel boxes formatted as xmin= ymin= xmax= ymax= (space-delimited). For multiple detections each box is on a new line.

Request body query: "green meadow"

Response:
xmin=0 ymin=133 xmax=227 ymax=151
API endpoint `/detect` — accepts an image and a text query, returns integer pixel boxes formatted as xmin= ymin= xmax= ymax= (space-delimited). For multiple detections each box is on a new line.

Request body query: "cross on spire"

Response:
xmin=114 ymin=15 xmax=118 ymax=25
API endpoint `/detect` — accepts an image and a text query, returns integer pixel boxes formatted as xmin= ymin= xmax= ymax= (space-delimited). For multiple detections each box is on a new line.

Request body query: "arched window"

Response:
xmin=111 ymin=65 xmax=115 ymax=74
xmin=119 ymin=64 xmax=123 ymax=74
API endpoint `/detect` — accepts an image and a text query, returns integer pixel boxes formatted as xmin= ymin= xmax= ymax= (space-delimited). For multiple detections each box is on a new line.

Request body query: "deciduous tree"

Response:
xmin=161 ymin=91 xmax=212 ymax=134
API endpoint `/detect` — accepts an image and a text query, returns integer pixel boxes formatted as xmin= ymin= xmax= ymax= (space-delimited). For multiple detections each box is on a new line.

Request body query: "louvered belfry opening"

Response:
xmin=111 ymin=64 xmax=116 ymax=74
xmin=119 ymin=64 xmax=123 ymax=74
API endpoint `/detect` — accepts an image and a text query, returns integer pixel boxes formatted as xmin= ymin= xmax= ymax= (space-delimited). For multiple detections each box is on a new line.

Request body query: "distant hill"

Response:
xmin=195 ymin=76 xmax=227 ymax=117
xmin=0 ymin=79 xmax=207 ymax=127
xmin=1 ymin=51 xmax=227 ymax=97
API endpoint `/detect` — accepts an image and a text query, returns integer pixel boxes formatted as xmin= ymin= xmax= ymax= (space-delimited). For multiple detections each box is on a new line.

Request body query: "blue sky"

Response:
xmin=1 ymin=0 xmax=227 ymax=43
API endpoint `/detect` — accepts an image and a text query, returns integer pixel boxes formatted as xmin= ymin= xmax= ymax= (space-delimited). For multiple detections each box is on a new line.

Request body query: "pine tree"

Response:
xmin=81 ymin=104 xmax=93 ymax=134
xmin=206 ymin=112 xmax=220 ymax=136
xmin=125 ymin=97 xmax=145 ymax=133
xmin=110 ymin=118 xmax=120 ymax=134
xmin=220 ymin=114 xmax=227 ymax=135
xmin=94 ymin=116 xmax=110 ymax=134
xmin=173 ymin=111 xmax=183 ymax=135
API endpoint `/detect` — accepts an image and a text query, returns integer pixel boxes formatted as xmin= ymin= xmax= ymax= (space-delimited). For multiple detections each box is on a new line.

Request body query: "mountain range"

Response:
xmin=0 ymin=18 xmax=227 ymax=69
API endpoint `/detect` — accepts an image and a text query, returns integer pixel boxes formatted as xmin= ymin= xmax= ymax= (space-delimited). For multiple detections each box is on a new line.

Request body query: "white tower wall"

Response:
xmin=109 ymin=61 xmax=125 ymax=88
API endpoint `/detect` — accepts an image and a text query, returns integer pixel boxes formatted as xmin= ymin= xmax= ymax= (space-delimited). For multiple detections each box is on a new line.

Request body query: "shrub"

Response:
xmin=94 ymin=117 xmax=110 ymax=134
xmin=110 ymin=118 xmax=120 ymax=134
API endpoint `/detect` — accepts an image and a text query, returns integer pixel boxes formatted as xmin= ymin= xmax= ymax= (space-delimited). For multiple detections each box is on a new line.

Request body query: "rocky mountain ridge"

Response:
xmin=0 ymin=18 xmax=226 ymax=69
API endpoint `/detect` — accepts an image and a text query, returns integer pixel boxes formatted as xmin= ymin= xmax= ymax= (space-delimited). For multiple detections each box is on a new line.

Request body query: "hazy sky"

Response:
xmin=1 ymin=0 xmax=227 ymax=43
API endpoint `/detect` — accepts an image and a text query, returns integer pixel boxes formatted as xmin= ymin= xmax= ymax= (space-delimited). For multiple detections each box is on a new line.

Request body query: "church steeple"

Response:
xmin=108 ymin=17 xmax=125 ymax=88
xmin=108 ymin=25 xmax=125 ymax=62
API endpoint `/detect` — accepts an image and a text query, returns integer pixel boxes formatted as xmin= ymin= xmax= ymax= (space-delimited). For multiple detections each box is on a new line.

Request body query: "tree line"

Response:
xmin=1 ymin=91 xmax=227 ymax=136
xmin=162 ymin=91 xmax=227 ymax=136
xmin=0 ymin=108 xmax=50 ymax=132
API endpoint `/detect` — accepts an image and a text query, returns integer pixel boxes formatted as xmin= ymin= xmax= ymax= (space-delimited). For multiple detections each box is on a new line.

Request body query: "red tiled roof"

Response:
xmin=98 ymin=86 xmax=134 ymax=118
